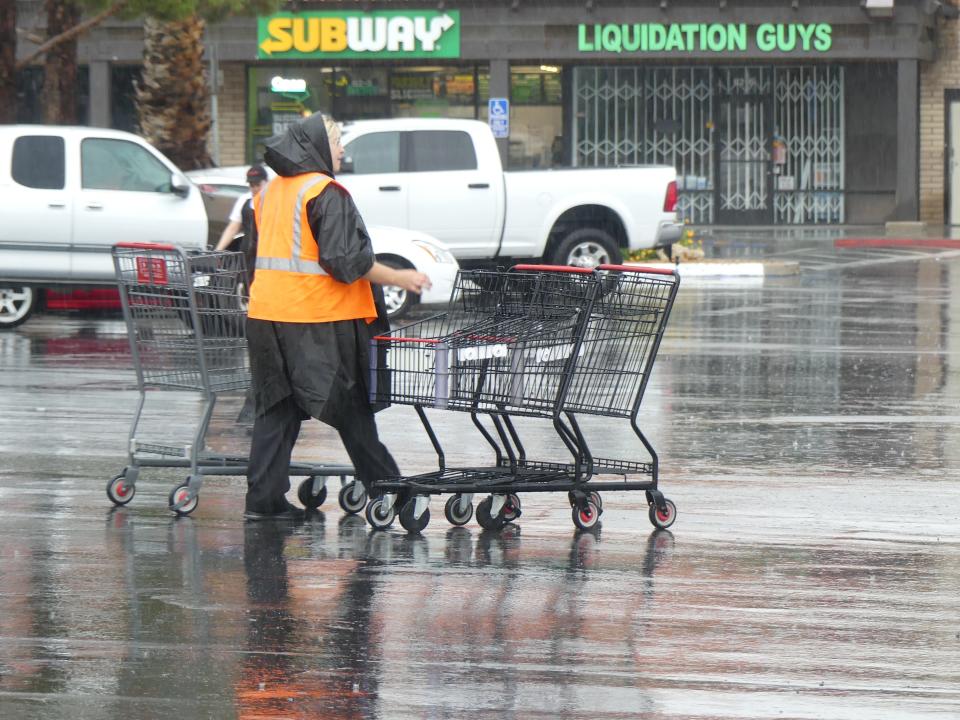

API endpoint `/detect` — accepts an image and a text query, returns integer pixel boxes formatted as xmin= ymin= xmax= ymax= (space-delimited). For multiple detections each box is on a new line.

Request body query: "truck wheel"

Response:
xmin=378 ymin=257 xmax=416 ymax=320
xmin=0 ymin=285 xmax=36 ymax=329
xmin=550 ymin=228 xmax=622 ymax=269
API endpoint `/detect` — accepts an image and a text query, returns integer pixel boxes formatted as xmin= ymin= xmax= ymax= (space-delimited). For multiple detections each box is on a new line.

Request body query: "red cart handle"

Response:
xmin=510 ymin=264 xmax=595 ymax=274
xmin=598 ymin=263 xmax=678 ymax=276
xmin=114 ymin=242 xmax=178 ymax=251
xmin=372 ymin=336 xmax=439 ymax=344
xmin=373 ymin=335 xmax=518 ymax=344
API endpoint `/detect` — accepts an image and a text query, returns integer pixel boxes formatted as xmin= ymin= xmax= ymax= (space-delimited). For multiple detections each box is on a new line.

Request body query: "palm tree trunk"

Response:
xmin=136 ymin=14 xmax=212 ymax=170
xmin=0 ymin=0 xmax=16 ymax=123
xmin=43 ymin=0 xmax=81 ymax=124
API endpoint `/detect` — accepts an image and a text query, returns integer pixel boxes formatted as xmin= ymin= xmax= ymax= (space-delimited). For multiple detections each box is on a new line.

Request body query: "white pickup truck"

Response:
xmin=337 ymin=118 xmax=682 ymax=267
xmin=0 ymin=125 xmax=208 ymax=327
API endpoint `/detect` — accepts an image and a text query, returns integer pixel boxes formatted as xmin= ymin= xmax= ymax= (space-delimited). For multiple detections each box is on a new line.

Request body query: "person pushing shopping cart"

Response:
xmin=242 ymin=113 xmax=431 ymax=521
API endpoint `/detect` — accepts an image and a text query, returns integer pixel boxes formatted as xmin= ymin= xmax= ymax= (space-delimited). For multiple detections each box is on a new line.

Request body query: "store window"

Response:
xmin=248 ymin=67 xmax=333 ymax=160
xmin=390 ymin=66 xmax=482 ymax=119
xmin=484 ymin=65 xmax=563 ymax=169
xmin=111 ymin=66 xmax=142 ymax=132
xmin=15 ymin=66 xmax=89 ymax=125
xmin=248 ymin=65 xmax=487 ymax=161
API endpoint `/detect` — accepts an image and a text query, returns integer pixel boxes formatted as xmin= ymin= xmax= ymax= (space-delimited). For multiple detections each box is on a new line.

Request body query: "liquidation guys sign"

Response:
xmin=258 ymin=10 xmax=460 ymax=59
xmin=578 ymin=23 xmax=833 ymax=54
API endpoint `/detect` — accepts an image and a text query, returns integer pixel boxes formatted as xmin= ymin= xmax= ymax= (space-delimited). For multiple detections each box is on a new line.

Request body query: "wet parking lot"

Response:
xmin=1 ymin=237 xmax=959 ymax=719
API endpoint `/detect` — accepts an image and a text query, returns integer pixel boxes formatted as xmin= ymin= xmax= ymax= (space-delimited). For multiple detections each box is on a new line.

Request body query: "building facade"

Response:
xmin=13 ymin=0 xmax=960 ymax=226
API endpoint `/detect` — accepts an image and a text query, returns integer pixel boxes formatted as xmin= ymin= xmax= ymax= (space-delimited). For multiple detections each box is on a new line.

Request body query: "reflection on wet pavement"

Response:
xmin=1 ymin=245 xmax=959 ymax=718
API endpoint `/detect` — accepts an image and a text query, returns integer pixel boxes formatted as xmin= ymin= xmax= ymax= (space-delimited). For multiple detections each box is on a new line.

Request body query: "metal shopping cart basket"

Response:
xmin=364 ymin=263 xmax=680 ymax=534
xmin=108 ymin=243 xmax=354 ymax=516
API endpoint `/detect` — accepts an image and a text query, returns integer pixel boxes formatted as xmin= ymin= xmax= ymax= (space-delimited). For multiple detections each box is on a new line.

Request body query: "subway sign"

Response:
xmin=578 ymin=23 xmax=833 ymax=54
xmin=258 ymin=10 xmax=460 ymax=59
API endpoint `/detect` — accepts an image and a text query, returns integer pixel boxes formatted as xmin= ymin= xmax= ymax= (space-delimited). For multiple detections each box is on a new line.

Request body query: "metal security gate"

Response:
xmin=715 ymin=67 xmax=773 ymax=224
xmin=774 ymin=66 xmax=845 ymax=224
xmin=572 ymin=64 xmax=845 ymax=225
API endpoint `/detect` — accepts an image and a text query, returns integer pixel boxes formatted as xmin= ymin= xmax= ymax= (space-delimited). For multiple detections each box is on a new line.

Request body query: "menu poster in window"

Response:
xmin=439 ymin=73 xmax=475 ymax=104
xmin=391 ymin=74 xmax=435 ymax=101
xmin=511 ymin=74 xmax=543 ymax=105
xmin=272 ymin=111 xmax=302 ymax=136
xmin=346 ymin=78 xmax=384 ymax=97
xmin=543 ymin=73 xmax=562 ymax=103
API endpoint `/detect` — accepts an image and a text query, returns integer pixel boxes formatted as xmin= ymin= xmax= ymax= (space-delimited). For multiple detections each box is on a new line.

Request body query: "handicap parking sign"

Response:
xmin=488 ymin=98 xmax=509 ymax=138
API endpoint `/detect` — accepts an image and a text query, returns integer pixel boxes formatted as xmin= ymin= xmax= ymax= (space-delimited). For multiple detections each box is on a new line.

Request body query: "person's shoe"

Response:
xmin=244 ymin=505 xmax=305 ymax=522
xmin=278 ymin=501 xmax=307 ymax=520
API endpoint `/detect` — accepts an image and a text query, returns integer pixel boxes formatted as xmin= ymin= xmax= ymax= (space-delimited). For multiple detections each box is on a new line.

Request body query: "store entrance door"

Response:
xmin=716 ymin=88 xmax=774 ymax=225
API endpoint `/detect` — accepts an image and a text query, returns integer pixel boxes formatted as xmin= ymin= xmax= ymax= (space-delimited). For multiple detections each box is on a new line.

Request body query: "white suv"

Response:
xmin=0 ymin=125 xmax=207 ymax=327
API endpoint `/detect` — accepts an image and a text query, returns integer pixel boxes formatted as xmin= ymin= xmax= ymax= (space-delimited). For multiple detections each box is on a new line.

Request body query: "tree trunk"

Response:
xmin=43 ymin=0 xmax=81 ymax=124
xmin=0 ymin=0 xmax=16 ymax=123
xmin=136 ymin=14 xmax=212 ymax=170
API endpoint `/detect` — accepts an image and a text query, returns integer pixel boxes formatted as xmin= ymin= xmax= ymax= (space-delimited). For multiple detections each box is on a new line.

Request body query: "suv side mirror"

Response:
xmin=339 ymin=157 xmax=354 ymax=174
xmin=170 ymin=173 xmax=191 ymax=198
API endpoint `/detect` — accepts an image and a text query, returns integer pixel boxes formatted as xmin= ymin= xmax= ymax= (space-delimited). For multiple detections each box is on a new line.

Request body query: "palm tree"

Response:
xmin=0 ymin=0 xmax=16 ymax=122
xmin=43 ymin=0 xmax=82 ymax=124
xmin=135 ymin=1 xmax=281 ymax=169
xmin=136 ymin=13 xmax=212 ymax=169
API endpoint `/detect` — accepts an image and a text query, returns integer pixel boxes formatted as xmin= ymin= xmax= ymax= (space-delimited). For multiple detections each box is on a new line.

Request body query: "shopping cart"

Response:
xmin=365 ymin=264 xmax=680 ymax=534
xmin=108 ymin=243 xmax=356 ymax=516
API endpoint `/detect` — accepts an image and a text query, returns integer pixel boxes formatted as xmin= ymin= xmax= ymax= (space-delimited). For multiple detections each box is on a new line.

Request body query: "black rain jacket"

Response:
xmin=245 ymin=114 xmax=391 ymax=421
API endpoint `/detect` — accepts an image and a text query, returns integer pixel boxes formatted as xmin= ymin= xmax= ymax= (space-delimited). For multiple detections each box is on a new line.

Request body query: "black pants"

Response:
xmin=245 ymin=390 xmax=400 ymax=514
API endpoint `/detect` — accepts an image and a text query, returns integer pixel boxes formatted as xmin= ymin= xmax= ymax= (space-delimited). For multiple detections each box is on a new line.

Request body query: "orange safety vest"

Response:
xmin=247 ymin=172 xmax=377 ymax=323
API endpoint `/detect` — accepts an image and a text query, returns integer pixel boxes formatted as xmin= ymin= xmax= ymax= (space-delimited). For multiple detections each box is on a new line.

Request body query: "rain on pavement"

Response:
xmin=0 ymin=236 xmax=958 ymax=719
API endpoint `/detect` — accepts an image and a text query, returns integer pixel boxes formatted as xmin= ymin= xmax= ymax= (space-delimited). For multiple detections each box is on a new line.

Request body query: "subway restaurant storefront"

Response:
xmin=232 ymin=1 xmax=955 ymax=226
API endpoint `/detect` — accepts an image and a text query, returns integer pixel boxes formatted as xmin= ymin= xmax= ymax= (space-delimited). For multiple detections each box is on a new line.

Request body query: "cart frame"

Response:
xmin=365 ymin=264 xmax=680 ymax=533
xmin=109 ymin=242 xmax=354 ymax=515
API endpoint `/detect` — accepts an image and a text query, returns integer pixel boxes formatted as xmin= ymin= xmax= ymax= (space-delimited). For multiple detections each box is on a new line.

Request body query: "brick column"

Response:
xmin=215 ymin=63 xmax=248 ymax=167
xmin=919 ymin=3 xmax=960 ymax=225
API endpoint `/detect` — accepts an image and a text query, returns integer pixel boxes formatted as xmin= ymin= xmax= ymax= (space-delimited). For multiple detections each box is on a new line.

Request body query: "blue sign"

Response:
xmin=488 ymin=97 xmax=509 ymax=138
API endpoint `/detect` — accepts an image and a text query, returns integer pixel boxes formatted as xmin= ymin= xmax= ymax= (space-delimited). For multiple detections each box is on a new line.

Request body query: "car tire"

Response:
xmin=0 ymin=285 xmax=37 ymax=330
xmin=549 ymin=228 xmax=622 ymax=269
xmin=378 ymin=256 xmax=417 ymax=321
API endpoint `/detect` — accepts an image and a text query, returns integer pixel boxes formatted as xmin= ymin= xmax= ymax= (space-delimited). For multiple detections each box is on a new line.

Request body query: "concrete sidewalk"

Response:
xmin=645 ymin=223 xmax=960 ymax=278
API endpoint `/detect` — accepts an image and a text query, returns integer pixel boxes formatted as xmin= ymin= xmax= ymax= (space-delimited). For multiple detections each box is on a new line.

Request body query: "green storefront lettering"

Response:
xmin=577 ymin=23 xmax=832 ymax=54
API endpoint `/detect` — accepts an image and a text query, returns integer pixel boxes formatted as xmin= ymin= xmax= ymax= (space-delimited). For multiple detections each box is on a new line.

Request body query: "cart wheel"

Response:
xmin=365 ymin=497 xmax=395 ymax=530
xmin=568 ymin=491 xmax=600 ymax=510
xmin=572 ymin=500 xmax=601 ymax=531
xmin=476 ymin=496 xmax=506 ymax=531
xmin=589 ymin=491 xmax=603 ymax=511
xmin=168 ymin=482 xmax=198 ymax=516
xmin=297 ymin=477 xmax=327 ymax=510
xmin=649 ymin=498 xmax=677 ymax=530
xmin=106 ymin=474 xmax=135 ymax=506
xmin=501 ymin=493 xmax=522 ymax=522
xmin=398 ymin=497 xmax=431 ymax=534
xmin=444 ymin=494 xmax=474 ymax=526
xmin=339 ymin=481 xmax=367 ymax=515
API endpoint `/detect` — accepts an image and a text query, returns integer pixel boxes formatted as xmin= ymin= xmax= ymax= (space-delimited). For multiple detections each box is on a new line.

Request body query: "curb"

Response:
xmin=624 ymin=260 xmax=799 ymax=279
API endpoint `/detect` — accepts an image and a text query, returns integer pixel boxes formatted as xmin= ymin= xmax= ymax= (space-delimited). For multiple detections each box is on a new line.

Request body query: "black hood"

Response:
xmin=263 ymin=113 xmax=334 ymax=178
